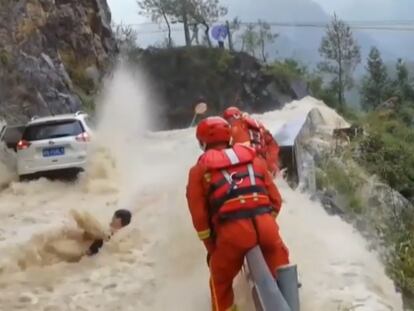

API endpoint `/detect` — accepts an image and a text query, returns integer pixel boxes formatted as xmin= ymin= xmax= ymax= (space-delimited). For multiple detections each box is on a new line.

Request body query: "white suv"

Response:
xmin=16 ymin=111 xmax=93 ymax=179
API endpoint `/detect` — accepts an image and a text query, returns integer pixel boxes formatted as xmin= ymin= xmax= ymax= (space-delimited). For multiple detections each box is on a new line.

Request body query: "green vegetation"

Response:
xmin=59 ymin=50 xmax=98 ymax=112
xmin=360 ymin=47 xmax=390 ymax=110
xmin=70 ymin=70 xmax=95 ymax=95
xmin=355 ymin=49 xmax=414 ymax=204
xmin=263 ymin=59 xmax=305 ymax=94
xmin=313 ymin=102 xmax=414 ymax=299
xmin=319 ymin=14 xmax=361 ymax=107
xmin=316 ymin=158 xmax=364 ymax=214
xmin=135 ymin=46 xmax=240 ymax=126
xmin=137 ymin=0 xmax=228 ymax=47
xmin=386 ymin=205 xmax=414 ymax=298
xmin=263 ymin=58 xmax=363 ymax=123
xmin=393 ymin=59 xmax=414 ymax=100
xmin=357 ymin=112 xmax=414 ymax=200
xmin=307 ymin=74 xmax=339 ymax=107
xmin=342 ymin=111 xmax=414 ymax=301
xmin=239 ymin=20 xmax=278 ymax=62
xmin=263 ymin=57 xmax=362 ymax=117
xmin=0 ymin=49 xmax=10 ymax=66
xmin=75 ymin=87 xmax=95 ymax=113
xmin=59 ymin=50 xmax=96 ymax=95
xmin=353 ymin=106 xmax=414 ymax=299
xmin=264 ymin=59 xmax=306 ymax=81
xmin=126 ymin=45 xmax=307 ymax=129
xmin=137 ymin=1 xmax=279 ymax=61
xmin=309 ymin=32 xmax=414 ymax=300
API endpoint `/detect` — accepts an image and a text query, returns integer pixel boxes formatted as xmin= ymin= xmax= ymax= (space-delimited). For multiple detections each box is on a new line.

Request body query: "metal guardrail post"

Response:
xmin=245 ymin=246 xmax=292 ymax=311
xmin=277 ymin=265 xmax=300 ymax=311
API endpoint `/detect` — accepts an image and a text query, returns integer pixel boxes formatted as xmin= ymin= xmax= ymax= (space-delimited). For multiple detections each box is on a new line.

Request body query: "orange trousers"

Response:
xmin=209 ymin=214 xmax=289 ymax=311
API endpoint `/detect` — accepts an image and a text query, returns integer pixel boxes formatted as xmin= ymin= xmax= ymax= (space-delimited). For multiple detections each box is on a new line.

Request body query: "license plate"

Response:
xmin=43 ymin=147 xmax=65 ymax=157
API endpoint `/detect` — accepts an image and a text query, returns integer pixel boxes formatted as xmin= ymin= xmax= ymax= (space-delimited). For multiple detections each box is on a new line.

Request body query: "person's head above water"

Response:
xmin=110 ymin=209 xmax=132 ymax=232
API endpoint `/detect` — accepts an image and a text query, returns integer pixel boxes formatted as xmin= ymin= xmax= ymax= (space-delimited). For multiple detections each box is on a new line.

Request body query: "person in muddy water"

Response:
xmin=23 ymin=209 xmax=133 ymax=266
xmin=86 ymin=209 xmax=132 ymax=256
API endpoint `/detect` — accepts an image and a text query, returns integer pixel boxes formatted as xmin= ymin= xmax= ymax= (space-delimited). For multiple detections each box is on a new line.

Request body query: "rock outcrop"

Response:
xmin=138 ymin=47 xmax=309 ymax=129
xmin=290 ymin=107 xmax=414 ymax=260
xmin=272 ymin=101 xmax=413 ymax=262
xmin=0 ymin=0 xmax=117 ymax=123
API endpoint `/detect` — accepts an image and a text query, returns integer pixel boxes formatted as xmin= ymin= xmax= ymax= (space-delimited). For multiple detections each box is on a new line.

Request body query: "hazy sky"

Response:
xmin=108 ymin=0 xmax=414 ymax=25
xmin=313 ymin=0 xmax=413 ymax=20
xmin=108 ymin=0 xmax=144 ymax=24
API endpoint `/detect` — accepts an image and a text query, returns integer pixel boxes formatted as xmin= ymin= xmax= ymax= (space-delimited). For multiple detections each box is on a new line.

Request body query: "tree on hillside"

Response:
xmin=360 ymin=47 xmax=389 ymax=111
xmin=319 ymin=14 xmax=361 ymax=107
xmin=227 ymin=17 xmax=241 ymax=51
xmin=139 ymin=0 xmax=227 ymax=47
xmin=114 ymin=23 xmax=139 ymax=53
xmin=240 ymin=24 xmax=259 ymax=57
xmin=139 ymin=0 xmax=230 ymax=49
xmin=177 ymin=0 xmax=194 ymax=46
xmin=190 ymin=0 xmax=228 ymax=47
xmin=137 ymin=0 xmax=193 ymax=47
xmin=137 ymin=0 xmax=174 ymax=47
xmin=393 ymin=58 xmax=414 ymax=100
xmin=190 ymin=24 xmax=200 ymax=45
xmin=397 ymin=58 xmax=409 ymax=84
xmin=257 ymin=20 xmax=278 ymax=63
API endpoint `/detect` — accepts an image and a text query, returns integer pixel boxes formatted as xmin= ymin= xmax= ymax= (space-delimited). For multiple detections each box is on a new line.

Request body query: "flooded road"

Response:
xmin=0 ymin=65 xmax=403 ymax=311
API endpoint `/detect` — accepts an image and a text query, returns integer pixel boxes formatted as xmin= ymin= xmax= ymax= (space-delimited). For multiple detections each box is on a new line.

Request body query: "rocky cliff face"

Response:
xmin=138 ymin=47 xmax=309 ymax=129
xmin=0 ymin=0 xmax=117 ymax=123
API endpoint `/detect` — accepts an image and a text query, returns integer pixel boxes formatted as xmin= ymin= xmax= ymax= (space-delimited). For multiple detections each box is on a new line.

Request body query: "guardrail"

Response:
xmin=244 ymin=246 xmax=293 ymax=311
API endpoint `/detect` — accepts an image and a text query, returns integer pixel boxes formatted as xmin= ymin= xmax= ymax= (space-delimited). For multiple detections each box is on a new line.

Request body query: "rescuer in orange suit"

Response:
xmin=223 ymin=107 xmax=280 ymax=176
xmin=186 ymin=117 xmax=289 ymax=311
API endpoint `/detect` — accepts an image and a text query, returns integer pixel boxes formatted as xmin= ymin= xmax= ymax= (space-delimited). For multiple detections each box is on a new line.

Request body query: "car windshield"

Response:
xmin=23 ymin=120 xmax=84 ymax=141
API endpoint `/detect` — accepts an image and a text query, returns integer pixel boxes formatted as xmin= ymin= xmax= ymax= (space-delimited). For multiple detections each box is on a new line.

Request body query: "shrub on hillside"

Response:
xmin=353 ymin=107 xmax=414 ymax=299
xmin=316 ymin=158 xmax=364 ymax=214
xmin=357 ymin=112 xmax=414 ymax=202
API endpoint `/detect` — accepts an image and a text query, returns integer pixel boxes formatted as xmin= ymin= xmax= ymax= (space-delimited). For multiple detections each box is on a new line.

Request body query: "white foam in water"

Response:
xmin=0 ymin=64 xmax=403 ymax=310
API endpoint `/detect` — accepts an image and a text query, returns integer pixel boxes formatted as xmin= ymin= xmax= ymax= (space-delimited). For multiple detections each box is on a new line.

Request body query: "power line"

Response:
xmin=254 ymin=22 xmax=414 ymax=32
xmin=133 ymin=28 xmax=183 ymax=35
xmin=120 ymin=20 xmax=414 ymax=33
xmin=340 ymin=19 xmax=414 ymax=25
xmin=123 ymin=19 xmax=414 ymax=26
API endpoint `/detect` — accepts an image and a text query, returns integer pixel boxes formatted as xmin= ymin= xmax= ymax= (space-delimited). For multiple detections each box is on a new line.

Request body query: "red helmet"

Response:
xmin=196 ymin=117 xmax=231 ymax=150
xmin=223 ymin=106 xmax=242 ymax=121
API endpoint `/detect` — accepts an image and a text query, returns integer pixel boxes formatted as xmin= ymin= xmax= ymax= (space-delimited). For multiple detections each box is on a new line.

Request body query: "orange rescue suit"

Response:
xmin=229 ymin=117 xmax=280 ymax=176
xmin=186 ymin=144 xmax=289 ymax=311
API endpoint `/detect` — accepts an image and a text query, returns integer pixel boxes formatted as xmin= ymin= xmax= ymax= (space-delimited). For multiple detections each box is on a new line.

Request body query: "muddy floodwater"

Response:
xmin=0 ymin=66 xmax=403 ymax=311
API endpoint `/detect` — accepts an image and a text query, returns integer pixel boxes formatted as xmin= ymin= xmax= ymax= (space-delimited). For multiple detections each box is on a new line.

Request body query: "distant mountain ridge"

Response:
xmin=223 ymin=0 xmax=406 ymax=67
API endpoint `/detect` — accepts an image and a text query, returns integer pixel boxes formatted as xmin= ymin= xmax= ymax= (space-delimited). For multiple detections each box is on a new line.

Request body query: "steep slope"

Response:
xmin=0 ymin=0 xmax=117 ymax=123
xmin=138 ymin=47 xmax=308 ymax=130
